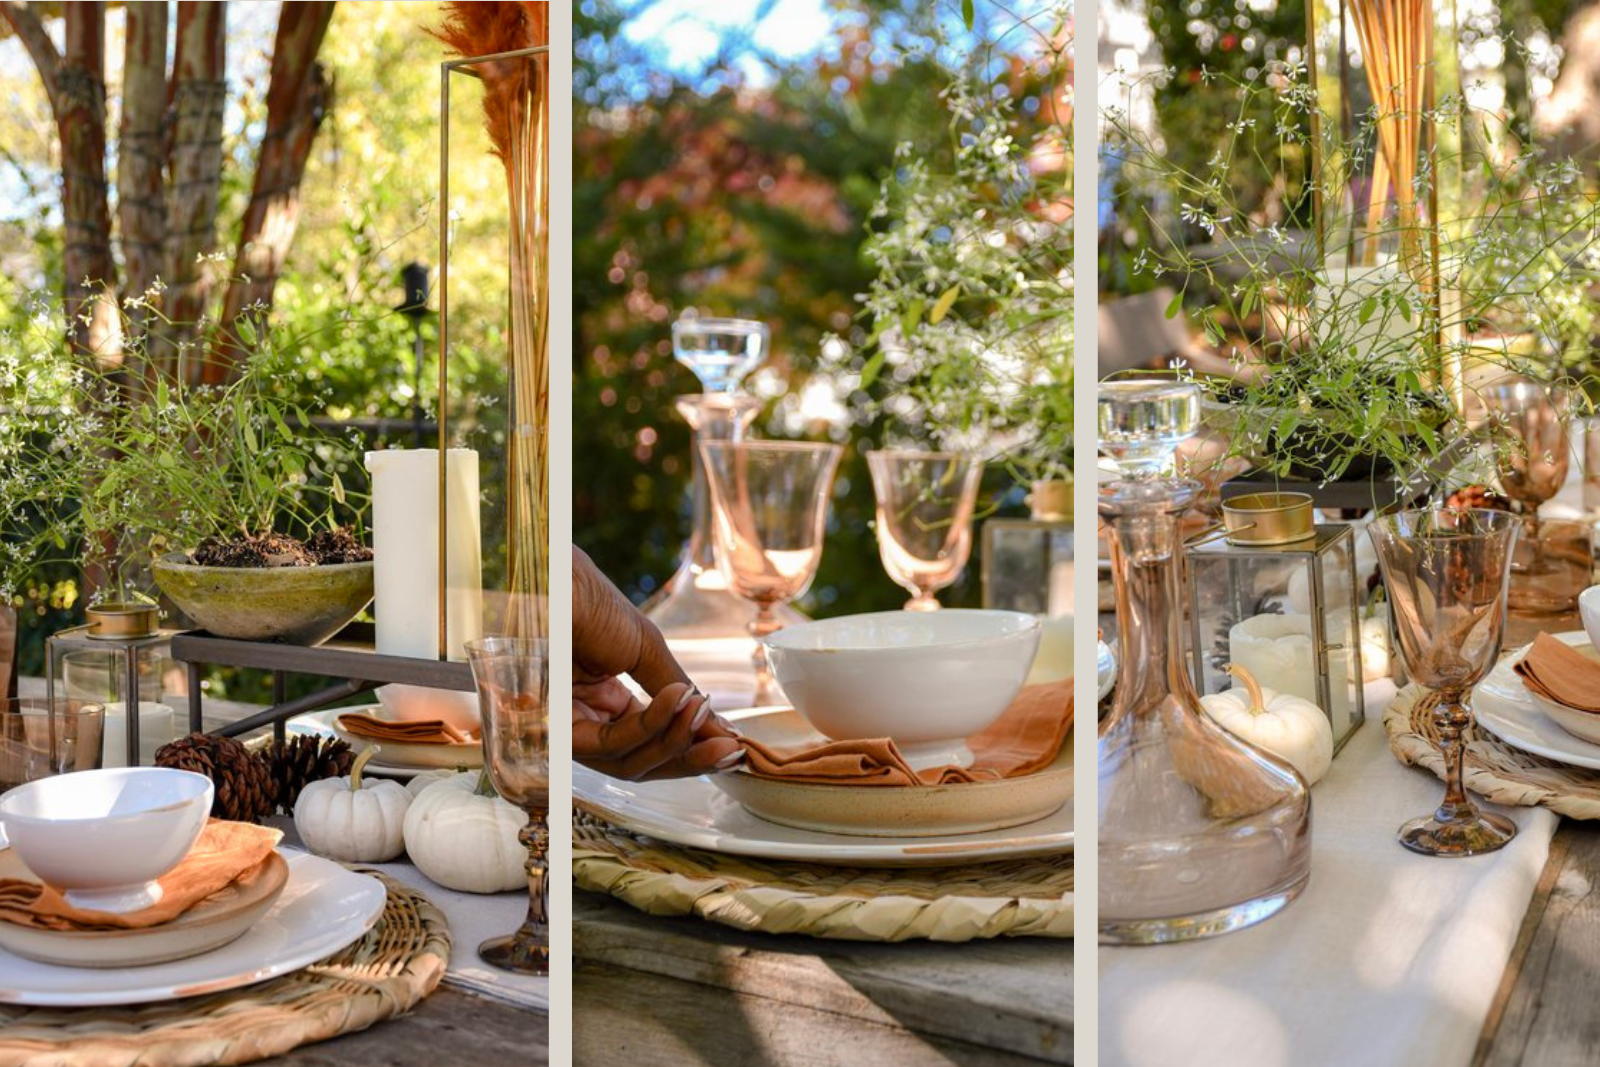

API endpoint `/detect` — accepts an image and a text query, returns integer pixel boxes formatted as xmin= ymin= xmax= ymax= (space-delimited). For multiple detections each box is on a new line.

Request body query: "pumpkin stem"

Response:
xmin=474 ymin=768 xmax=498 ymax=797
xmin=350 ymin=746 xmax=378 ymax=790
xmin=1222 ymin=663 xmax=1267 ymax=715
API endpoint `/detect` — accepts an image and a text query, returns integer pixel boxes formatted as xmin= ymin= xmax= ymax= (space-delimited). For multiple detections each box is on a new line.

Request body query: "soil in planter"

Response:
xmin=190 ymin=528 xmax=372 ymax=568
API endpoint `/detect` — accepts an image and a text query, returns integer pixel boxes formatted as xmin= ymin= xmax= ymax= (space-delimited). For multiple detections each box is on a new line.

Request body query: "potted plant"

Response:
xmin=0 ymin=324 xmax=373 ymax=646
xmin=1105 ymin=55 xmax=1600 ymax=499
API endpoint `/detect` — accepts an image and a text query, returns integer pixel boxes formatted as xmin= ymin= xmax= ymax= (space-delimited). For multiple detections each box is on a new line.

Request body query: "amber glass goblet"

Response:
xmin=1369 ymin=508 xmax=1520 ymax=856
xmin=466 ymin=637 xmax=549 ymax=974
xmin=865 ymin=450 xmax=983 ymax=612
xmin=701 ymin=440 xmax=843 ymax=704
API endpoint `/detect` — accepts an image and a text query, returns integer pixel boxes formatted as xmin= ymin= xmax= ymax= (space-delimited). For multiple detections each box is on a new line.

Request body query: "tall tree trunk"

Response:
xmin=159 ymin=1 xmax=227 ymax=384
xmin=205 ymin=1 xmax=336 ymax=386
xmin=119 ymin=0 xmax=168 ymax=389
xmin=3 ymin=1 xmax=117 ymax=362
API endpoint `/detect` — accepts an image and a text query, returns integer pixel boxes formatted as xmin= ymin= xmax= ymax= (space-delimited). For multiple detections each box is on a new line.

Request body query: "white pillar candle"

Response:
xmin=1026 ymin=612 xmax=1075 ymax=686
xmin=365 ymin=448 xmax=483 ymax=660
xmin=101 ymin=701 xmax=176 ymax=768
xmin=1228 ymin=613 xmax=1353 ymax=739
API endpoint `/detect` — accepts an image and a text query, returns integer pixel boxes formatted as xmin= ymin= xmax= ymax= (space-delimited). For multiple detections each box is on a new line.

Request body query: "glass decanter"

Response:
xmin=1098 ymin=380 xmax=1312 ymax=945
xmin=645 ymin=318 xmax=804 ymax=639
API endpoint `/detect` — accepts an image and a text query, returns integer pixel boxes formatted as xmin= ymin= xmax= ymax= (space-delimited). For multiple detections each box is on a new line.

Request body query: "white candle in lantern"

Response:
xmin=365 ymin=448 xmax=483 ymax=660
xmin=1228 ymin=613 xmax=1353 ymax=739
xmin=101 ymin=701 xmax=176 ymax=768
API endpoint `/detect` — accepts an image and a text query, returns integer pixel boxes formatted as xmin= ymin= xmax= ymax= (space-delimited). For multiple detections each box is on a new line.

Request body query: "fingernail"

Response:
xmin=690 ymin=698 xmax=712 ymax=732
xmin=713 ymin=749 xmax=746 ymax=770
xmin=674 ymin=686 xmax=700 ymax=713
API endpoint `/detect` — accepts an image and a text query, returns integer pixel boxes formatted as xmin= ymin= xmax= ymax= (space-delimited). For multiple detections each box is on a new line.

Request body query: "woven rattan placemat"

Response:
xmin=573 ymin=812 xmax=1073 ymax=942
xmin=0 ymin=872 xmax=450 ymax=1067
xmin=1386 ymin=684 xmax=1600 ymax=819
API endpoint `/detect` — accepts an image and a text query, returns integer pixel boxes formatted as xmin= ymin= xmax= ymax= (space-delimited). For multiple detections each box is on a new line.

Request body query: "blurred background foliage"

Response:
xmin=0 ymin=0 xmax=1070 ymax=689
xmin=574 ymin=0 xmax=1072 ymax=616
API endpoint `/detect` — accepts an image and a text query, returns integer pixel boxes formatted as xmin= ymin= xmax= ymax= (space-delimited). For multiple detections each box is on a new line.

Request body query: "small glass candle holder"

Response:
xmin=1186 ymin=523 xmax=1366 ymax=752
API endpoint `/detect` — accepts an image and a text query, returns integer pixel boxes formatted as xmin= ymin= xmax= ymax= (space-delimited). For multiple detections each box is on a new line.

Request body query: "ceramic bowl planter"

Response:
xmin=151 ymin=554 xmax=374 ymax=646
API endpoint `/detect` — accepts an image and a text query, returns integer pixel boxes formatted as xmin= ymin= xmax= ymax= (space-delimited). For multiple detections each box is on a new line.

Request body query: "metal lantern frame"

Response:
xmin=1186 ymin=524 xmax=1367 ymax=752
xmin=162 ymin=48 xmax=556 ymax=748
xmin=44 ymin=626 xmax=179 ymax=767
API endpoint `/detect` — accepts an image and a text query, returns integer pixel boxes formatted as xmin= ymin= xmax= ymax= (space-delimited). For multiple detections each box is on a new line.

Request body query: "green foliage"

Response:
xmin=1107 ymin=59 xmax=1600 ymax=492
xmin=850 ymin=8 xmax=1073 ymax=481
xmin=574 ymin=0 xmax=1067 ymax=611
xmin=0 ymin=303 xmax=370 ymax=601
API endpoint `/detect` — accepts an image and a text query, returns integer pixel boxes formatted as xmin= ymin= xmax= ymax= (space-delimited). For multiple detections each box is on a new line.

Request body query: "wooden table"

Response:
xmin=573 ymin=893 xmax=1071 ymax=1066
xmin=261 ymin=987 xmax=549 ymax=1065
xmin=1476 ymin=823 xmax=1600 ymax=1066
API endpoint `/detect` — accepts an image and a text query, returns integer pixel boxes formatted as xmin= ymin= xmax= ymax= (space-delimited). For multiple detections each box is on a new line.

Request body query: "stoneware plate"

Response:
xmin=292 ymin=706 xmax=483 ymax=774
xmin=709 ymin=707 xmax=1071 ymax=837
xmin=573 ymin=709 xmax=1073 ymax=867
xmin=1474 ymin=632 xmax=1600 ymax=770
xmin=0 ymin=850 xmax=384 ymax=1006
xmin=0 ymin=849 xmax=289 ymax=968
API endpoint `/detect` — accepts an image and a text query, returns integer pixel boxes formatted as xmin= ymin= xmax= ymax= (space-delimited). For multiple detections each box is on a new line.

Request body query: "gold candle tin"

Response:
xmin=1220 ymin=492 xmax=1316 ymax=546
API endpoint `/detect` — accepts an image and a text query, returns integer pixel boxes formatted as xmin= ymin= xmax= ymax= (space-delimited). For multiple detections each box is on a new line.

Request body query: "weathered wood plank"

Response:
xmin=257 ymin=987 xmax=547 ymax=1065
xmin=575 ymin=893 xmax=1071 ymax=1065
xmin=576 ymin=959 xmax=1057 ymax=1067
xmin=1477 ymin=825 xmax=1600 ymax=1067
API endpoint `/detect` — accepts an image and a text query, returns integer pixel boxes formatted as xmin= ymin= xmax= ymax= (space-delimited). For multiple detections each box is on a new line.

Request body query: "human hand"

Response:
xmin=572 ymin=547 xmax=742 ymax=779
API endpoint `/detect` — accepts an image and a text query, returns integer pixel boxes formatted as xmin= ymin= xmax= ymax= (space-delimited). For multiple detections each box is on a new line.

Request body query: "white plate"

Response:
xmin=288 ymin=708 xmax=480 ymax=779
xmin=1473 ymin=632 xmax=1600 ymax=770
xmin=0 ymin=851 xmax=384 ymax=1006
xmin=573 ymin=709 xmax=1073 ymax=867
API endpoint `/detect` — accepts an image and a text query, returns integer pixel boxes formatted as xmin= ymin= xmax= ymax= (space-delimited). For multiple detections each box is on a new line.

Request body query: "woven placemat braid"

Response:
xmin=1385 ymin=684 xmax=1600 ymax=819
xmin=574 ymin=812 xmax=1073 ymax=942
xmin=0 ymin=872 xmax=450 ymax=1067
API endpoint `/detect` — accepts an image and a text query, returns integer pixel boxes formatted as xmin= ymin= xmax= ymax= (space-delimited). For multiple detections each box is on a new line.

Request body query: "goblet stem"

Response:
xmin=904 ymin=590 xmax=941 ymax=612
xmin=749 ymin=602 xmax=782 ymax=705
xmin=1397 ymin=688 xmax=1516 ymax=857
xmin=478 ymin=805 xmax=550 ymax=975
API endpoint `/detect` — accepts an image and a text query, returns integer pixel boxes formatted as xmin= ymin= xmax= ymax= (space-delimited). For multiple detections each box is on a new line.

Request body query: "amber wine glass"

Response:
xmin=465 ymin=637 xmax=549 ymax=974
xmin=1369 ymin=509 xmax=1520 ymax=856
xmin=701 ymin=441 xmax=843 ymax=704
xmin=866 ymin=450 xmax=983 ymax=611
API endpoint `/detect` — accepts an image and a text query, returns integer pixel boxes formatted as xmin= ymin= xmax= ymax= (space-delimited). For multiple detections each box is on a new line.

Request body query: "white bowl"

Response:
xmin=763 ymin=609 xmax=1042 ymax=770
xmin=0 ymin=768 xmax=212 ymax=914
xmin=1580 ymin=585 xmax=1600 ymax=656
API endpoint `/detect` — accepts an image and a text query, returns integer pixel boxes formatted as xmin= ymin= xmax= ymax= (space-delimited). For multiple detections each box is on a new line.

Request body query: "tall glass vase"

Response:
xmin=1098 ymin=381 xmax=1312 ymax=945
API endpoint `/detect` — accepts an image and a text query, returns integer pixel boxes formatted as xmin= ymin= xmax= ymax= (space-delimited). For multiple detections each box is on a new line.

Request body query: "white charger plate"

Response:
xmin=573 ymin=708 xmax=1073 ymax=867
xmin=1473 ymin=631 xmax=1600 ymax=770
xmin=0 ymin=850 xmax=384 ymax=1006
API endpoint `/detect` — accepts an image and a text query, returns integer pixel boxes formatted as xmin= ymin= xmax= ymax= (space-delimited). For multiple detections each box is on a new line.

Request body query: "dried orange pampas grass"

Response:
xmin=434 ymin=2 xmax=550 ymax=643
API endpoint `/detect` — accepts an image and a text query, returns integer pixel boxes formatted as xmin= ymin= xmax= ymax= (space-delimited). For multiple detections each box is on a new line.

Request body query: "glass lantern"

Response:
xmin=1186 ymin=524 xmax=1366 ymax=751
xmin=982 ymin=480 xmax=1072 ymax=685
xmin=44 ymin=625 xmax=186 ymax=768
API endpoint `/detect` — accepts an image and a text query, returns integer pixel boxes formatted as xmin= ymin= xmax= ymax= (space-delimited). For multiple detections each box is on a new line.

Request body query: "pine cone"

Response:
xmin=259 ymin=735 xmax=354 ymax=815
xmin=155 ymin=733 xmax=275 ymax=823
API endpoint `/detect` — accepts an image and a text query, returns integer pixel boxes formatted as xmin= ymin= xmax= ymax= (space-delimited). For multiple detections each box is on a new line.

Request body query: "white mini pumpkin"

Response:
xmin=294 ymin=749 xmax=412 ymax=862
xmin=1201 ymin=663 xmax=1334 ymax=786
xmin=403 ymin=771 xmax=525 ymax=893
xmin=1360 ymin=613 xmax=1392 ymax=682
xmin=406 ymin=769 xmax=459 ymax=799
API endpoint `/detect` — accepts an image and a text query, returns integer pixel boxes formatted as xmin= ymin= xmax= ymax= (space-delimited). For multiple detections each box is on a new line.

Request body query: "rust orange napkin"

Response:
xmin=337 ymin=713 xmax=474 ymax=745
xmin=740 ymin=680 xmax=1074 ymax=787
xmin=1513 ymin=633 xmax=1600 ymax=713
xmin=0 ymin=820 xmax=282 ymax=931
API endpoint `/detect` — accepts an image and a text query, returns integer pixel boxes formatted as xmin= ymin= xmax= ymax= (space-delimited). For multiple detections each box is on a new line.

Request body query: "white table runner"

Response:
xmin=1099 ymin=681 xmax=1557 ymax=1067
